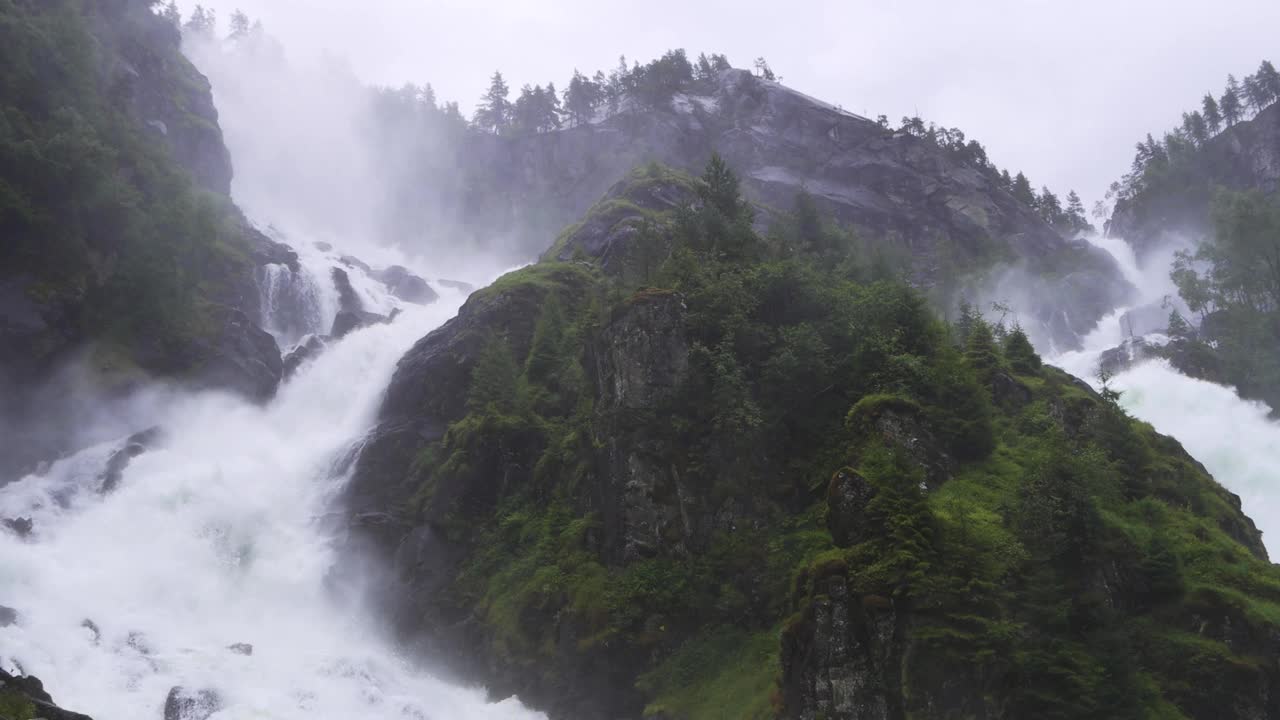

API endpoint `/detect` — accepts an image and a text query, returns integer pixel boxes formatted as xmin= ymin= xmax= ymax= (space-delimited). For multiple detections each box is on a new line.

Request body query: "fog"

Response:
xmin=193 ymin=0 xmax=1280 ymax=208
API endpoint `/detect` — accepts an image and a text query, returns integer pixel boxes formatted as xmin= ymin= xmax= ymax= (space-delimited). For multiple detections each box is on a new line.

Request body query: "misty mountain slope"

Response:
xmin=1109 ymin=100 xmax=1280 ymax=257
xmin=449 ymin=68 xmax=1129 ymax=348
xmin=1102 ymin=94 xmax=1280 ymax=416
xmin=0 ymin=0 xmax=298 ymax=478
xmin=345 ymin=163 xmax=1280 ymax=720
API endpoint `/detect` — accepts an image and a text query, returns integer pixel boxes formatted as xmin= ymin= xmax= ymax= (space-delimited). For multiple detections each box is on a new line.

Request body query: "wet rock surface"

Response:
xmin=163 ymin=686 xmax=222 ymax=720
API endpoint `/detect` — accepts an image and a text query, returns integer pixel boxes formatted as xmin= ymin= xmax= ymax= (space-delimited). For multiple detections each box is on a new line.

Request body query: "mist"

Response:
xmin=192 ymin=0 xmax=1280 ymax=209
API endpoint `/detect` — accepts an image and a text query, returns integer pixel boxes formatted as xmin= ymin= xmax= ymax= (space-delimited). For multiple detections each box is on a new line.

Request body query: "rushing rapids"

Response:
xmin=0 ymin=243 xmax=541 ymax=720
xmin=1050 ymin=233 xmax=1280 ymax=558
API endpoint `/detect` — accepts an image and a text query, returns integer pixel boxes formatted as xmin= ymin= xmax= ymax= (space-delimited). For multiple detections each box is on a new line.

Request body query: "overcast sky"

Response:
xmin=195 ymin=0 xmax=1280 ymax=208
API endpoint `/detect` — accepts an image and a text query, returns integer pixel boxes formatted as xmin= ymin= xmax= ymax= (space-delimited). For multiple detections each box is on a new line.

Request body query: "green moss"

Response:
xmin=0 ymin=689 xmax=37 ymax=720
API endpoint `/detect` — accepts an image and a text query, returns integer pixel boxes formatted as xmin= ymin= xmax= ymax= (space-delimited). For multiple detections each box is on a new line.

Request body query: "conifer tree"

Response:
xmin=1166 ymin=309 xmax=1192 ymax=340
xmin=1065 ymin=190 xmax=1090 ymax=233
xmin=1221 ymin=76 xmax=1243 ymax=125
xmin=1187 ymin=111 xmax=1208 ymax=144
xmin=1243 ymin=74 xmax=1268 ymax=114
xmin=1011 ymin=172 xmax=1036 ymax=206
xmin=1004 ymin=324 xmax=1041 ymax=374
xmin=954 ymin=299 xmax=980 ymax=345
xmin=1258 ymin=60 xmax=1280 ymax=106
xmin=964 ymin=318 xmax=1000 ymax=386
xmin=185 ymin=5 xmax=216 ymax=36
xmin=544 ymin=82 xmax=563 ymax=131
xmin=700 ymin=152 xmax=743 ymax=219
xmin=1202 ymin=93 xmax=1222 ymax=134
xmin=159 ymin=1 xmax=181 ymax=26
xmin=228 ymin=10 xmax=251 ymax=40
xmin=474 ymin=71 xmax=512 ymax=135
xmin=1038 ymin=186 xmax=1063 ymax=226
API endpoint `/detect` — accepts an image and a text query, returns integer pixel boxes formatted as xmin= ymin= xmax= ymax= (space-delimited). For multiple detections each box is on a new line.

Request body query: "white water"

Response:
xmin=0 ymin=254 xmax=540 ymax=718
xmin=1048 ymin=234 xmax=1280 ymax=558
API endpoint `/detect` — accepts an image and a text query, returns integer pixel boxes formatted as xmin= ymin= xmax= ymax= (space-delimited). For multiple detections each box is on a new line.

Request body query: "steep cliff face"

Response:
xmin=0 ymin=1 xmax=290 ymax=478
xmin=87 ymin=0 xmax=234 ymax=196
xmin=1109 ymin=101 xmax=1280 ymax=256
xmin=347 ymin=168 xmax=1280 ymax=719
xmin=453 ymin=70 xmax=1127 ymax=348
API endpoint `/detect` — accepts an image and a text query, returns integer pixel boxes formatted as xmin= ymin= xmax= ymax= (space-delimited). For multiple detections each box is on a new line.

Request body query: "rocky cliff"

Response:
xmin=1109 ymin=101 xmax=1280 ymax=256
xmin=346 ymin=166 xmax=1280 ymax=719
xmin=0 ymin=0 xmax=293 ymax=479
xmin=444 ymin=69 xmax=1128 ymax=349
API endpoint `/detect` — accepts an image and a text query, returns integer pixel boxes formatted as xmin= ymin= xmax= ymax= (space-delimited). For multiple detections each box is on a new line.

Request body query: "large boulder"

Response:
xmin=375 ymin=266 xmax=438 ymax=305
xmin=329 ymin=267 xmax=388 ymax=338
xmin=184 ymin=305 xmax=283 ymax=402
xmin=163 ymin=687 xmax=222 ymax=720
xmin=98 ymin=427 xmax=165 ymax=495
xmin=281 ymin=335 xmax=326 ymax=379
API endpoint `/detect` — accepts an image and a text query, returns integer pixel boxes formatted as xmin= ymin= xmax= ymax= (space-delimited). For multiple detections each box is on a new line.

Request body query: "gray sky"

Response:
xmin=195 ymin=0 xmax=1280 ymax=208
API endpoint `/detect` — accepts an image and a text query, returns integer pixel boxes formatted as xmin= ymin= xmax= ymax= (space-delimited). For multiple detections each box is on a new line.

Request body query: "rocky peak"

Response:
xmin=467 ymin=70 xmax=1127 ymax=347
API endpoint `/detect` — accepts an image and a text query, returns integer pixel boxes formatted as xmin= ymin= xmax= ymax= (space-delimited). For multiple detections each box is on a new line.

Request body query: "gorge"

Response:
xmin=3 ymin=3 xmax=1280 ymax=720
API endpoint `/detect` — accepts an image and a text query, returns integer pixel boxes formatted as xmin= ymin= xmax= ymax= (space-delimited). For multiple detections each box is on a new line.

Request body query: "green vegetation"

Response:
xmin=399 ymin=155 xmax=1280 ymax=718
xmin=0 ymin=0 xmax=259 ymax=373
xmin=1167 ymin=188 xmax=1280 ymax=412
xmin=0 ymin=688 xmax=36 ymax=720
xmin=1113 ymin=59 xmax=1279 ymax=215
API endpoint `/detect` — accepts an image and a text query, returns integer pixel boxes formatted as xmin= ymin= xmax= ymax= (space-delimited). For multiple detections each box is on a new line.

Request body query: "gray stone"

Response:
xmin=375 ymin=266 xmax=438 ymax=305
xmin=164 ymin=686 xmax=222 ymax=720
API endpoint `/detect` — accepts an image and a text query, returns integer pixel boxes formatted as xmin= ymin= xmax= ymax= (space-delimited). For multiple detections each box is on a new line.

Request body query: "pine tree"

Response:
xmin=1004 ymin=324 xmax=1041 ymax=373
xmin=185 ymin=5 xmax=216 ymax=35
xmin=1222 ymin=75 xmax=1243 ymax=125
xmin=474 ymin=71 xmax=512 ymax=135
xmin=468 ymin=334 xmax=520 ymax=413
xmin=1187 ymin=111 xmax=1208 ymax=144
xmin=563 ymin=70 xmax=600 ymax=127
xmin=1202 ymin=93 xmax=1222 ymax=134
xmin=1038 ymin=186 xmax=1063 ymax=226
xmin=1065 ymin=190 xmax=1091 ymax=233
xmin=159 ymin=1 xmax=181 ymax=26
xmin=1243 ymin=74 xmax=1268 ymax=114
xmin=695 ymin=52 xmax=715 ymax=83
xmin=1258 ymin=60 xmax=1280 ymax=106
xmin=544 ymin=82 xmax=563 ymax=131
xmin=964 ymin=318 xmax=1001 ymax=386
xmin=228 ymin=10 xmax=251 ymax=40
xmin=753 ymin=57 xmax=776 ymax=81
xmin=700 ymin=152 xmax=743 ymax=219
xmin=1166 ymin=309 xmax=1192 ymax=340
xmin=1011 ymin=172 xmax=1036 ymax=206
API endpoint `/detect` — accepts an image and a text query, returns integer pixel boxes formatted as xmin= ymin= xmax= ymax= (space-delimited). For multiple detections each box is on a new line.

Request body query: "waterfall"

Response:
xmin=0 ymin=264 xmax=542 ymax=719
xmin=1047 ymin=234 xmax=1280 ymax=558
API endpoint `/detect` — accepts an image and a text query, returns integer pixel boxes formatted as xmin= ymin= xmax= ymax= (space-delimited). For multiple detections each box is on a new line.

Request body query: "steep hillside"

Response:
xmin=1109 ymin=101 xmax=1280 ymax=256
xmin=0 ymin=0 xmax=294 ymax=478
xmin=345 ymin=162 xmax=1280 ymax=720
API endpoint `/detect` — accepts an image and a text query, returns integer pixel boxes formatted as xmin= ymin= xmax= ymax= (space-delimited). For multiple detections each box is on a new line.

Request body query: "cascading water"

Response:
xmin=0 ymin=246 xmax=541 ymax=719
xmin=1047 ymin=234 xmax=1280 ymax=558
